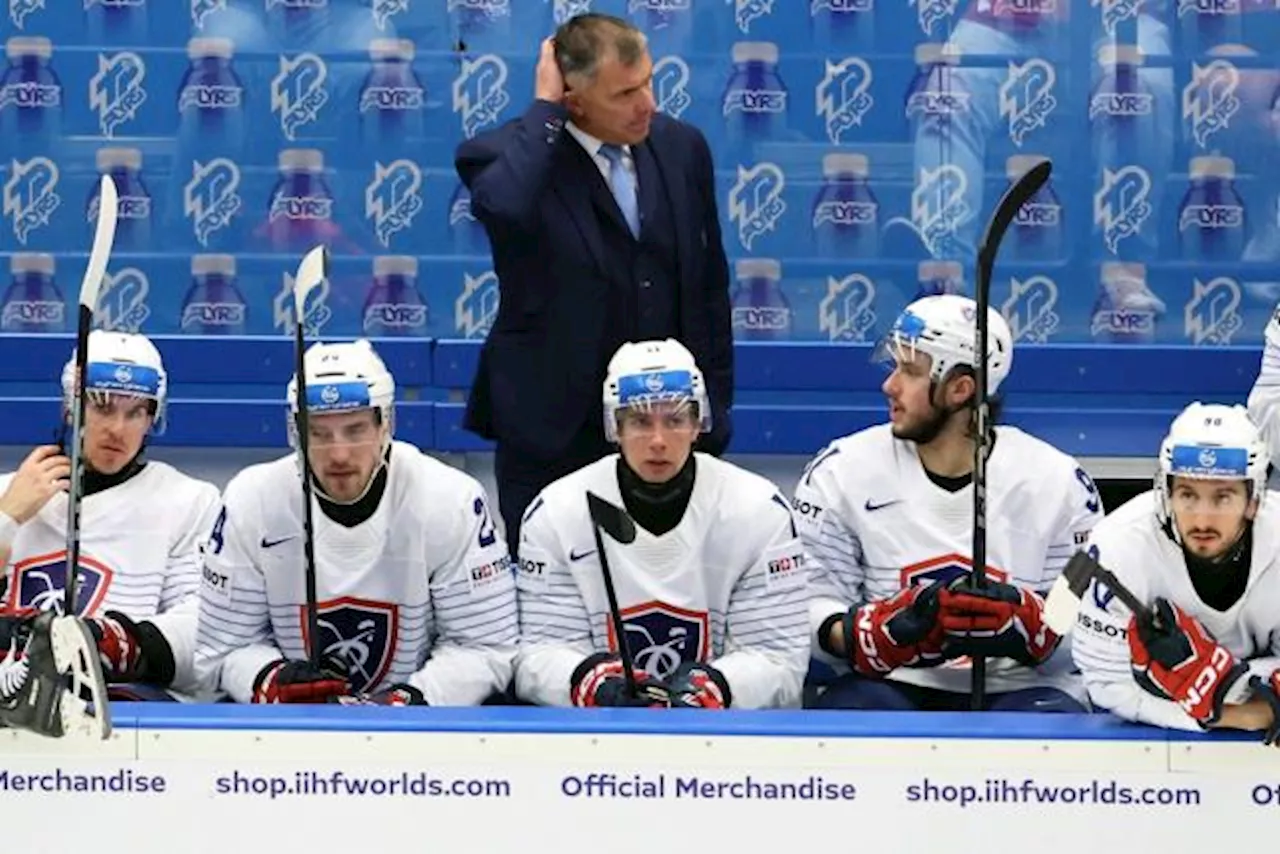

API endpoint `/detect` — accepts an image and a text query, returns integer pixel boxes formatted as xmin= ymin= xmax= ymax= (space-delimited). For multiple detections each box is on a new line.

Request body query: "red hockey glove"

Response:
xmin=939 ymin=581 xmax=1060 ymax=666
xmin=847 ymin=580 xmax=947 ymax=676
xmin=1128 ymin=598 xmax=1248 ymax=726
xmin=570 ymin=653 xmax=670 ymax=708
xmin=86 ymin=612 xmax=145 ymax=682
xmin=252 ymin=656 xmax=350 ymax=704
xmin=665 ymin=661 xmax=731 ymax=709
xmin=335 ymin=683 xmax=428 ymax=706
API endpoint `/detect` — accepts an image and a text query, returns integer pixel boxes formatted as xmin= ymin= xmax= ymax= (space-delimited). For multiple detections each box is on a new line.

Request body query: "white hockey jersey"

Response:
xmin=1072 ymin=491 xmax=1280 ymax=731
xmin=514 ymin=453 xmax=810 ymax=710
xmin=1246 ymin=311 xmax=1280 ymax=490
xmin=194 ymin=441 xmax=517 ymax=705
xmin=0 ymin=461 xmax=219 ymax=693
xmin=795 ymin=424 xmax=1102 ymax=698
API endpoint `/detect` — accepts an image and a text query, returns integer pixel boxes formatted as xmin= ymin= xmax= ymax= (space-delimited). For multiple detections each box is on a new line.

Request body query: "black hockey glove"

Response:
xmin=666 ymin=661 xmax=731 ymax=708
xmin=570 ymin=653 xmax=670 ymax=707
xmin=1249 ymin=673 xmax=1280 ymax=746
xmin=252 ymin=655 xmax=350 ymax=704
xmin=335 ymin=683 xmax=428 ymax=706
xmin=85 ymin=611 xmax=176 ymax=686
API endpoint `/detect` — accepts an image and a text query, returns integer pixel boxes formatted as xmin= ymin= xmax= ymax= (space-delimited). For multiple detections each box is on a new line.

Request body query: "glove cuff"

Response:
xmin=105 ymin=611 xmax=176 ymax=687
xmin=391 ymin=683 xmax=428 ymax=706
xmin=1250 ymin=673 xmax=1280 ymax=745
xmin=700 ymin=663 xmax=732 ymax=709
xmin=251 ymin=659 xmax=287 ymax=703
xmin=569 ymin=652 xmax=615 ymax=692
xmin=1200 ymin=662 xmax=1251 ymax=728
xmin=817 ymin=612 xmax=843 ymax=659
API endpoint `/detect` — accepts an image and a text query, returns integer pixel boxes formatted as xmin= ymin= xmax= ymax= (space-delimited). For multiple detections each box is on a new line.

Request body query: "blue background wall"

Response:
xmin=0 ymin=0 xmax=1273 ymax=496
xmin=0 ymin=0 xmax=1276 ymax=346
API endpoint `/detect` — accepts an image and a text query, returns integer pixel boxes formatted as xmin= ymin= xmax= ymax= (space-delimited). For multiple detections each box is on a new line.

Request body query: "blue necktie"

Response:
xmin=599 ymin=143 xmax=640 ymax=238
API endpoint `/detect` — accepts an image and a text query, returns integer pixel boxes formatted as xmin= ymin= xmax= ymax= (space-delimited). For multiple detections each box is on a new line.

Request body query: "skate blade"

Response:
xmin=49 ymin=617 xmax=112 ymax=741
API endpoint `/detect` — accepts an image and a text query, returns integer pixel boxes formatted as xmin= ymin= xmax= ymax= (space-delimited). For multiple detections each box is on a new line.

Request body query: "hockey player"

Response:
xmin=795 ymin=294 xmax=1103 ymax=711
xmin=194 ymin=339 xmax=517 ymax=705
xmin=1246 ymin=306 xmax=1280 ymax=489
xmin=514 ymin=339 xmax=809 ymax=709
xmin=1072 ymin=403 xmax=1280 ymax=741
xmin=0 ymin=330 xmax=221 ymax=713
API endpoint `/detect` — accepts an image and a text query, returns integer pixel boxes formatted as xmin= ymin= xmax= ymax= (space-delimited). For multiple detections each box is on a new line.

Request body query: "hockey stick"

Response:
xmin=1042 ymin=550 xmax=1152 ymax=637
xmin=585 ymin=492 xmax=639 ymax=698
xmin=290 ymin=245 xmax=328 ymax=667
xmin=65 ymin=175 xmax=119 ymax=617
xmin=969 ymin=158 xmax=1052 ymax=711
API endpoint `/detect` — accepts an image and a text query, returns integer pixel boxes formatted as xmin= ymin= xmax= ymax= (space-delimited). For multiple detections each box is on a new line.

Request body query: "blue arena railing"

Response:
xmin=0 ymin=335 xmax=1263 ymax=459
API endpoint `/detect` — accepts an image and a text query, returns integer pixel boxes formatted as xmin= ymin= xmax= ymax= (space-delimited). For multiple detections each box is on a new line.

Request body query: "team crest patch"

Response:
xmin=606 ymin=600 xmax=709 ymax=681
xmin=300 ymin=596 xmax=399 ymax=693
xmin=6 ymin=550 xmax=114 ymax=615
xmin=899 ymin=553 xmax=1008 ymax=589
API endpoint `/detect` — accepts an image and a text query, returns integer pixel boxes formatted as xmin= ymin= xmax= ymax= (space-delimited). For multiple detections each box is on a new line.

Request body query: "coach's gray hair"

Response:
xmin=553 ymin=13 xmax=648 ymax=83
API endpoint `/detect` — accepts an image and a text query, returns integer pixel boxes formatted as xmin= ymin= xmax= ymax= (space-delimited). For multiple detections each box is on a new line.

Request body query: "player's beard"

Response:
xmin=893 ymin=399 xmax=966 ymax=445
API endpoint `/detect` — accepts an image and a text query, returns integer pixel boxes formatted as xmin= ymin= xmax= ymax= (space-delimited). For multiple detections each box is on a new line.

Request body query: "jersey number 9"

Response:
xmin=1075 ymin=467 xmax=1101 ymax=514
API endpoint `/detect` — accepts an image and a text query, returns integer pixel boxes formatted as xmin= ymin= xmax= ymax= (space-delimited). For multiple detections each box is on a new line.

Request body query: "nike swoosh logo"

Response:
xmin=864 ymin=499 xmax=900 ymax=512
xmin=569 ymin=549 xmax=596 ymax=562
xmin=261 ymin=535 xmax=296 ymax=549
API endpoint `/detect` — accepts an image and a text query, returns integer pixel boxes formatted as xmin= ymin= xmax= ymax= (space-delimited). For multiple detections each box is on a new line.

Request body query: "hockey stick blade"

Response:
xmin=587 ymin=492 xmax=637 ymax=544
xmin=976 ymin=159 xmax=1051 ymax=274
xmin=80 ymin=175 xmax=119 ymax=314
xmin=64 ymin=175 xmax=119 ymax=616
xmin=292 ymin=244 xmax=329 ymax=323
xmin=1043 ymin=550 xmax=1151 ymax=636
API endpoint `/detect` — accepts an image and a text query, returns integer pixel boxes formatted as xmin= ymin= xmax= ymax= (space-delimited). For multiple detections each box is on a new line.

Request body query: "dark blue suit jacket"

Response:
xmin=454 ymin=100 xmax=733 ymax=460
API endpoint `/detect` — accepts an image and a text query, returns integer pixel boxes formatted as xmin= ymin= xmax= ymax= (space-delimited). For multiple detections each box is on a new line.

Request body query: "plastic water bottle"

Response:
xmin=84 ymin=0 xmax=150 ymax=44
xmin=449 ymin=181 xmax=489 ymax=255
xmin=449 ymin=0 xmax=514 ymax=51
xmin=722 ymin=42 xmax=788 ymax=159
xmin=266 ymin=148 xmax=336 ymax=254
xmin=180 ymin=254 xmax=247 ymax=335
xmin=1091 ymin=261 xmax=1164 ymax=343
xmin=1177 ymin=155 xmax=1246 ymax=263
xmin=812 ymin=152 xmax=879 ymax=258
xmin=809 ymin=0 xmax=875 ymax=53
xmin=731 ymin=258 xmax=791 ymax=341
xmin=905 ymin=43 xmax=965 ymax=138
xmin=363 ymin=256 xmax=428 ymax=337
xmin=1007 ymin=154 xmax=1063 ymax=263
xmin=1090 ymin=44 xmax=1158 ymax=259
xmin=915 ymin=260 xmax=965 ymax=298
xmin=1 ymin=253 xmax=63 ymax=333
xmin=90 ymin=148 xmax=151 ymax=252
xmin=359 ymin=39 xmax=426 ymax=159
xmin=628 ymin=0 xmax=694 ymax=52
xmin=177 ymin=37 xmax=245 ymax=160
xmin=1177 ymin=1 xmax=1244 ymax=54
xmin=0 ymin=37 xmax=62 ymax=161
xmin=1089 ymin=44 xmax=1152 ymax=171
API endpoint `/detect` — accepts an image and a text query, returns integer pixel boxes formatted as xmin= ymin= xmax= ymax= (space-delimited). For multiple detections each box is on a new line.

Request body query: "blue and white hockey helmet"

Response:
xmin=286 ymin=339 xmax=396 ymax=446
xmin=602 ymin=339 xmax=711 ymax=443
xmin=873 ymin=294 xmax=1013 ymax=395
xmin=61 ymin=330 xmax=168 ymax=429
xmin=1157 ymin=402 xmax=1269 ymax=524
